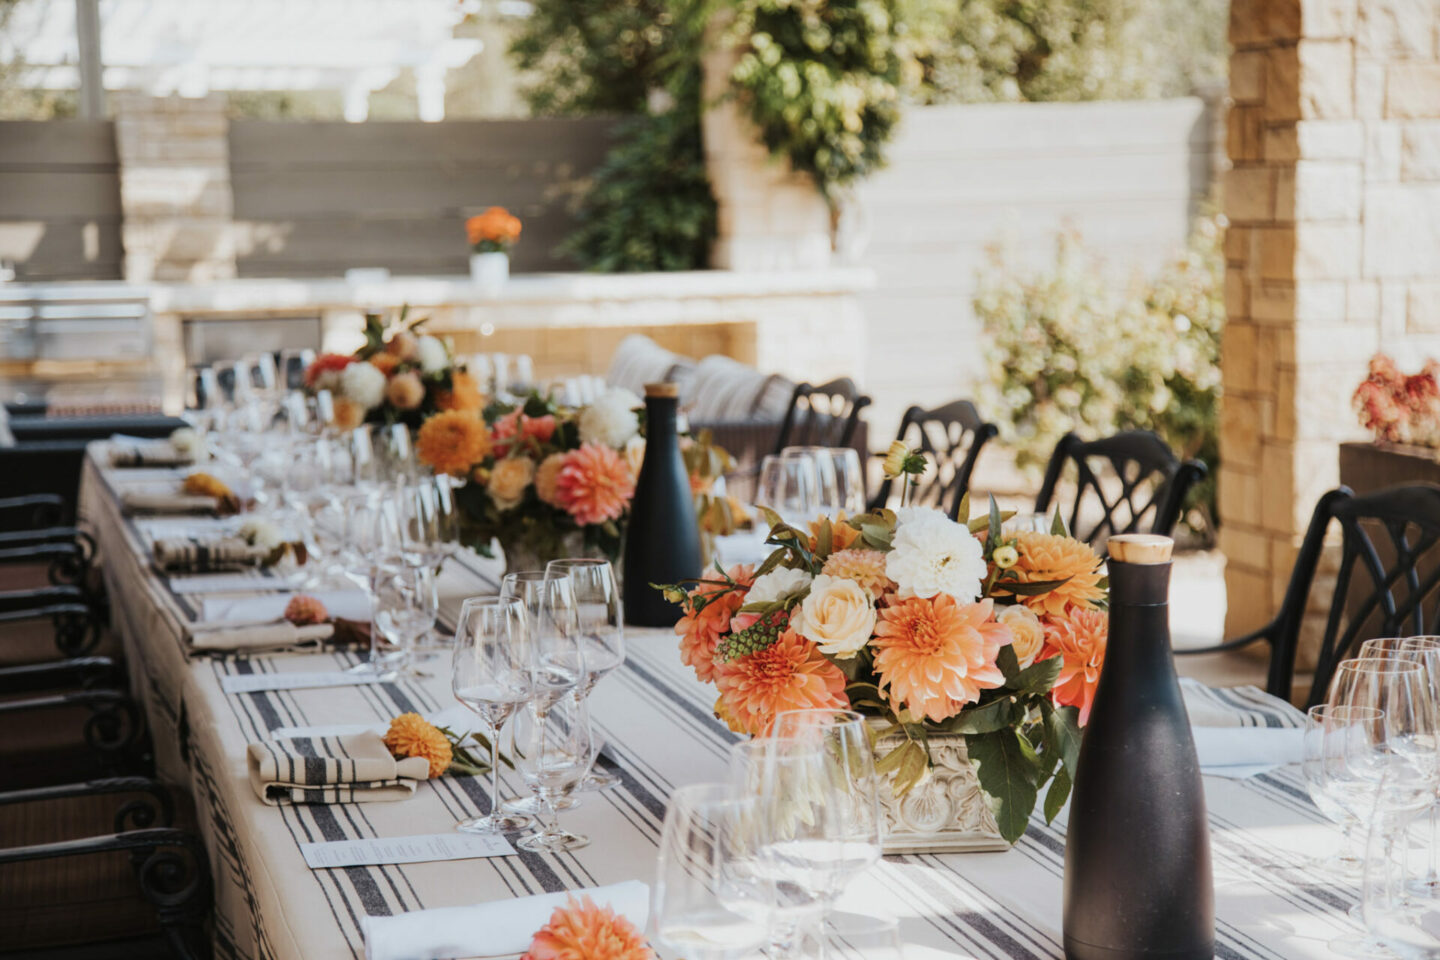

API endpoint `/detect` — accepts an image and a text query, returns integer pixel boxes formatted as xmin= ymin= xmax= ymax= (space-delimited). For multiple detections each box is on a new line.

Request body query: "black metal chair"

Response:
xmin=772 ymin=378 xmax=872 ymax=454
xmin=868 ymin=400 xmax=998 ymax=519
xmin=0 ymin=494 xmax=106 ymax=664
xmin=1180 ymin=484 xmax=1440 ymax=707
xmin=1035 ymin=431 xmax=1207 ymax=549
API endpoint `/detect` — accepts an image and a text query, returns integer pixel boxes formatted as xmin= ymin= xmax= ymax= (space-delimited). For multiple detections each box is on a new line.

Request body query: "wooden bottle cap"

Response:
xmin=644 ymin=382 xmax=679 ymax=399
xmin=1107 ymin=534 xmax=1174 ymax=564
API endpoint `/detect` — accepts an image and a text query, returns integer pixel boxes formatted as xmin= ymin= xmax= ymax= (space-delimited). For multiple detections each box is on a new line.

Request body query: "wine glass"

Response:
xmin=377 ymin=423 xmax=416 ymax=484
xmin=1305 ymin=703 xmax=1385 ymax=876
xmin=279 ymin=347 xmax=315 ymax=391
xmin=397 ymin=479 xmax=459 ymax=574
xmin=757 ymin=454 xmax=819 ymax=528
xmin=546 ymin=558 xmax=624 ymax=792
xmin=652 ymin=783 xmax=775 ymax=960
xmin=368 ymin=560 xmax=438 ymax=678
xmin=511 ymin=691 xmax=594 ymax=852
xmin=781 ymin=447 xmax=840 ymax=515
xmin=451 ymin=596 xmax=534 ymax=834
xmin=348 ymin=425 xmax=381 ymax=498
xmin=825 ymin=448 xmax=867 ymax=517
xmin=1365 ymin=766 xmax=1440 ymax=959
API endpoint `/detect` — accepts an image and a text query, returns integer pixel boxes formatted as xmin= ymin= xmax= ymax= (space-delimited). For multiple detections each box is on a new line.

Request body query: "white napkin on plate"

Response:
xmin=197 ymin=591 xmax=371 ymax=628
xmin=362 ymin=880 xmax=650 ymax=960
xmin=190 ymin=621 xmax=334 ymax=652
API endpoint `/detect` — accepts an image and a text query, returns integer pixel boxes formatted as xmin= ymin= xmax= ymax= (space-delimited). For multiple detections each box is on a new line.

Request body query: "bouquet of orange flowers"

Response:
xmin=1354 ymin=352 xmax=1440 ymax=447
xmin=303 ymin=311 xmax=482 ymax=430
xmin=466 ymin=206 xmax=522 ymax=254
xmin=660 ymin=486 xmax=1107 ymax=842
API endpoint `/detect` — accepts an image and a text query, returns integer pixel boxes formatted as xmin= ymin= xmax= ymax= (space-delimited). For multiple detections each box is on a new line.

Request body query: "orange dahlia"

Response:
xmin=522 ymin=895 xmax=655 ymax=960
xmin=675 ymin=564 xmax=754 ymax=683
xmin=554 ymin=443 xmax=635 ymax=526
xmin=416 ymin=410 xmax=491 ymax=477
xmin=872 ymin=595 xmax=1012 ymax=723
xmin=1003 ymin=532 xmax=1106 ymax=617
xmin=436 ymin=369 xmax=485 ymax=412
xmin=182 ymin=471 xmax=233 ymax=500
xmin=714 ymin=629 xmax=848 ymax=736
xmin=821 ymin=548 xmax=894 ymax=600
xmin=382 ymin=712 xmax=451 ymax=778
xmin=1042 ymin=605 xmax=1108 ymax=724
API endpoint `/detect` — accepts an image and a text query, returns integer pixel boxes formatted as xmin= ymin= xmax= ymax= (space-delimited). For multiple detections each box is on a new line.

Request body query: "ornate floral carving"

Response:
xmin=872 ymin=725 xmax=1009 ymax=854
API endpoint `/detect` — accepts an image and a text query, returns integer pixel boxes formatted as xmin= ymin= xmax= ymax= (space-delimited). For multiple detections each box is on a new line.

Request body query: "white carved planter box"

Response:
xmin=871 ymin=722 xmax=1009 ymax=854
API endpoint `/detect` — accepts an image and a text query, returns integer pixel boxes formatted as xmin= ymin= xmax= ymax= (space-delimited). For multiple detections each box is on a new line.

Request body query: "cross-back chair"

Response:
xmin=1181 ymin=484 xmax=1440 ymax=707
xmin=868 ymin=400 xmax=998 ymax=519
xmin=772 ymin=378 xmax=872 ymax=454
xmin=1035 ymin=431 xmax=1207 ymax=550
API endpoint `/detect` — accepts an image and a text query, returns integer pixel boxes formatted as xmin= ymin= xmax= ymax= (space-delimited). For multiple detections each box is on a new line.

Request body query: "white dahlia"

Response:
xmin=885 ymin=506 xmax=987 ymax=602
xmin=415 ymin=335 xmax=450 ymax=375
xmin=578 ymin=389 xmax=641 ymax=448
xmin=745 ymin=566 xmax=813 ymax=607
xmin=339 ymin=361 xmax=387 ymax=410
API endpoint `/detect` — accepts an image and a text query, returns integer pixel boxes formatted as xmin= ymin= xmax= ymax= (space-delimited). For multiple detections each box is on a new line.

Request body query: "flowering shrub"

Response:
xmin=1353 ymin=353 xmax=1440 ymax=447
xmin=660 ymin=493 xmax=1104 ymax=842
xmin=977 ymin=213 xmax=1223 ymax=532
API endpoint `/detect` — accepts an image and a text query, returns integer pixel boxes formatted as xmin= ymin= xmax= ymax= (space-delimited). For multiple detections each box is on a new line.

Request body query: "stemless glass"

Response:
xmin=652 ymin=783 xmax=774 ymax=960
xmin=758 ymin=455 xmax=819 ymax=528
xmin=451 ymin=596 xmax=534 ymax=834
xmin=369 ymin=561 xmax=438 ymax=678
xmin=546 ymin=558 xmax=625 ymax=792
xmin=511 ymin=692 xmax=594 ymax=852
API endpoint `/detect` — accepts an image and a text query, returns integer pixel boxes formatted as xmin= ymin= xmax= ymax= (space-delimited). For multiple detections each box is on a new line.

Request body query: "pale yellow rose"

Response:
xmin=791 ymin=573 xmax=877 ymax=659
xmin=385 ymin=371 xmax=426 ymax=410
xmin=998 ymin=603 xmax=1045 ymax=668
xmin=487 ymin=456 xmax=535 ymax=511
xmin=535 ymin=452 xmax=567 ymax=506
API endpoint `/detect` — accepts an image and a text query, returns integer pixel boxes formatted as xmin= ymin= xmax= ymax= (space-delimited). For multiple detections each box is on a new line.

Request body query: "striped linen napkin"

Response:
xmin=153 ymin=536 xmax=269 ymax=572
xmin=247 ymin=733 xmax=430 ymax=805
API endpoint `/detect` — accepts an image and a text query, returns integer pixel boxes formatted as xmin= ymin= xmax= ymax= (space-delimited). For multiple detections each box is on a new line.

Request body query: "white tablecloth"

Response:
xmin=79 ymin=446 xmax=1357 ymax=960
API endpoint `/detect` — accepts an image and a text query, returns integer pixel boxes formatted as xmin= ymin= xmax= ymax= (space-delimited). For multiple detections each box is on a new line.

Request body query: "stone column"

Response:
xmin=112 ymin=92 xmax=236 ymax=282
xmin=1221 ymin=0 xmax=1440 ymax=648
xmin=699 ymin=28 xmax=833 ymax=271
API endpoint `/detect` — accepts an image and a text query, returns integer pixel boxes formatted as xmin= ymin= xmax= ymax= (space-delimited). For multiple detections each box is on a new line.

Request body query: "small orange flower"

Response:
xmin=522 ymin=894 xmax=655 ymax=960
xmin=183 ymin=472 xmax=233 ymax=500
xmin=283 ymin=594 xmax=329 ymax=625
xmin=416 ymin=410 xmax=492 ymax=477
xmin=436 ymin=369 xmax=484 ymax=412
xmin=554 ymin=443 xmax=635 ymax=526
xmin=1042 ymin=606 xmax=1108 ymax=724
xmin=331 ymin=396 xmax=366 ymax=431
xmin=872 ymin=595 xmax=1012 ymax=722
xmin=383 ymin=712 xmax=452 ymax=778
xmin=675 ymin=564 xmax=753 ymax=683
xmin=714 ymin=629 xmax=848 ymax=736
xmin=369 ymin=352 xmax=401 ymax=377
xmin=466 ymin=207 xmax=523 ymax=248
xmin=1004 ymin=532 xmax=1106 ymax=617
xmin=535 ymin=452 xmax=567 ymax=506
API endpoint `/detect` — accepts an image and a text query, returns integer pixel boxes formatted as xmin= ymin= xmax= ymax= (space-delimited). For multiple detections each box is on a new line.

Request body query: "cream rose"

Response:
xmin=791 ymin=573 xmax=877 ymax=659
xmin=997 ymin=604 xmax=1045 ymax=668
xmin=488 ymin=456 xmax=535 ymax=511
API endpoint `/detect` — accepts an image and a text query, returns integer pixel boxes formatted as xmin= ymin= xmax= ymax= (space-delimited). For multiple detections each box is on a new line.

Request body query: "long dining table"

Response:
xmin=79 ymin=446 xmax=1363 ymax=960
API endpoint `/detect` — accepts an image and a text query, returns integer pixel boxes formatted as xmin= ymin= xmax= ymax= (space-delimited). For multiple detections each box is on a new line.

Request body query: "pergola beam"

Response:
xmin=74 ymin=0 xmax=104 ymax=117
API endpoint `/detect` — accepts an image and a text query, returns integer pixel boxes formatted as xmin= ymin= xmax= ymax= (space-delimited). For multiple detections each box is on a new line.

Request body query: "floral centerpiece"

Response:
xmin=1353 ymin=352 xmax=1440 ymax=447
xmin=660 ymin=457 xmax=1106 ymax=848
xmin=304 ymin=311 xmax=483 ymax=430
xmin=467 ymin=206 xmax=522 ymax=287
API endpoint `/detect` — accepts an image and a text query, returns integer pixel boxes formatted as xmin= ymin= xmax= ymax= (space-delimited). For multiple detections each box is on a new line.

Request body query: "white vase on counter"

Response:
xmin=469 ymin=251 xmax=509 ymax=291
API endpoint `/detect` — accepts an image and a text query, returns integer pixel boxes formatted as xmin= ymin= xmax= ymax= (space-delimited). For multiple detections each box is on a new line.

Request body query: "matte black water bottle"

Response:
xmin=623 ymin=383 xmax=701 ymax=626
xmin=1064 ymin=534 xmax=1213 ymax=960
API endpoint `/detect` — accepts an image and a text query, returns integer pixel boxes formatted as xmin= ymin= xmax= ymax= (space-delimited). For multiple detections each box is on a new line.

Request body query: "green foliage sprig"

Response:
xmin=729 ymin=0 xmax=904 ymax=204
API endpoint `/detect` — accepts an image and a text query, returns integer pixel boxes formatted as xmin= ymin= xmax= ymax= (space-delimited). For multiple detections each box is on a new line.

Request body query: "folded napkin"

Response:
xmin=248 ymin=733 xmax=429 ymax=805
xmin=1180 ymin=678 xmax=1305 ymax=779
xmin=153 ymin=536 xmax=269 ymax=572
xmin=1180 ymin=678 xmax=1305 ymax=729
xmin=362 ymin=880 xmax=651 ymax=960
xmin=110 ymin=441 xmax=193 ymax=468
xmin=122 ymin=491 xmax=217 ymax=515
xmin=198 ymin=590 xmax=371 ymax=627
xmin=191 ymin=621 xmax=334 ymax=653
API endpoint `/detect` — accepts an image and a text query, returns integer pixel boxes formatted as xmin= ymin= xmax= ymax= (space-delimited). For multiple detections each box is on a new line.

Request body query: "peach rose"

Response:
xmin=386 ymin=330 xmax=418 ymax=361
xmin=331 ymin=396 xmax=366 ymax=430
xmin=997 ymin=603 xmax=1045 ymax=668
xmin=534 ymin=452 xmax=566 ymax=506
xmin=790 ymin=573 xmax=876 ymax=659
xmin=487 ymin=456 xmax=535 ymax=511
xmin=385 ymin=371 xmax=425 ymax=410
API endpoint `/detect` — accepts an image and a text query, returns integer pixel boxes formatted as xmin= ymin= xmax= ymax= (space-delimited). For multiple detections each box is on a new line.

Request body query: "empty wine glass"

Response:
xmin=1365 ymin=766 xmax=1440 ymax=959
xmin=546 ymin=558 xmax=624 ymax=792
xmin=652 ymin=783 xmax=774 ymax=960
xmin=511 ymin=691 xmax=594 ymax=852
xmin=451 ymin=596 xmax=534 ymax=834
xmin=781 ymin=447 xmax=840 ymax=515
xmin=1305 ymin=703 xmax=1384 ymax=876
xmin=758 ymin=454 xmax=819 ymax=528
xmin=397 ymin=479 xmax=460 ymax=574
xmin=368 ymin=560 xmax=438 ymax=678
xmin=377 ymin=423 xmax=416 ymax=484
xmin=279 ymin=347 xmax=315 ymax=391
xmin=348 ymin=425 xmax=381 ymax=497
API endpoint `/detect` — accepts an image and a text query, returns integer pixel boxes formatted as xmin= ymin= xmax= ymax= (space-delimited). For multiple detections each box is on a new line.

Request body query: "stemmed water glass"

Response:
xmin=451 ymin=596 xmax=535 ymax=835
xmin=368 ymin=559 xmax=438 ymax=678
xmin=652 ymin=783 xmax=775 ymax=960
xmin=546 ymin=558 xmax=624 ymax=792
xmin=397 ymin=479 xmax=460 ymax=574
xmin=779 ymin=448 xmax=866 ymax=517
xmin=1305 ymin=703 xmax=1386 ymax=876
xmin=758 ymin=454 xmax=819 ymax=528
xmin=377 ymin=423 xmax=416 ymax=484
xmin=511 ymin=690 xmax=594 ymax=852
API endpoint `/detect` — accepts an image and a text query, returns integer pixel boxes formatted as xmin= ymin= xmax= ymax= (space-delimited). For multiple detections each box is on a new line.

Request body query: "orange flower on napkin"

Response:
xmin=383 ymin=713 xmax=452 ymax=779
xmin=522 ymin=895 xmax=655 ymax=960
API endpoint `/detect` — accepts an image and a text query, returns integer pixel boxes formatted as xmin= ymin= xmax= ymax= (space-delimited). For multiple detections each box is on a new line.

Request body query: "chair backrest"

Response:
xmin=1263 ymin=485 xmax=1440 ymax=707
xmin=773 ymin=377 xmax=872 ymax=454
xmin=869 ymin=400 xmax=998 ymax=519
xmin=1034 ymin=431 xmax=1207 ymax=549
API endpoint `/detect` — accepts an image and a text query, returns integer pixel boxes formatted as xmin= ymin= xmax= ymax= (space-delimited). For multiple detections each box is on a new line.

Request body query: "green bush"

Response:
xmin=977 ymin=213 xmax=1223 ymax=530
xmin=730 ymin=0 xmax=905 ymax=202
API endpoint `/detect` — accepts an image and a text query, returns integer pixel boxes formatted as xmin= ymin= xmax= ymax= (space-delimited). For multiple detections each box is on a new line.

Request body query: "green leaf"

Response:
xmin=1051 ymin=509 xmax=1069 ymax=537
xmin=1044 ymin=766 xmax=1072 ymax=823
xmin=987 ymin=495 xmax=1003 ymax=547
xmin=967 ymin=516 xmax=991 ymax=535
xmin=876 ymin=739 xmax=929 ymax=797
xmin=956 ymin=492 xmax=971 ymax=525
xmin=965 ymin=729 xmax=1041 ymax=844
xmin=816 ymin=518 xmax=833 ymax=560
xmin=994 ymin=643 xmax=1021 ymax=683
xmin=1008 ymin=654 xmax=1062 ymax=697
xmin=1041 ymin=700 xmax=1083 ymax=776
xmin=934 ymin=697 xmax=1014 ymax=735
xmin=758 ymin=505 xmax=783 ymax=530
xmin=991 ymin=576 xmax=1074 ymax=596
